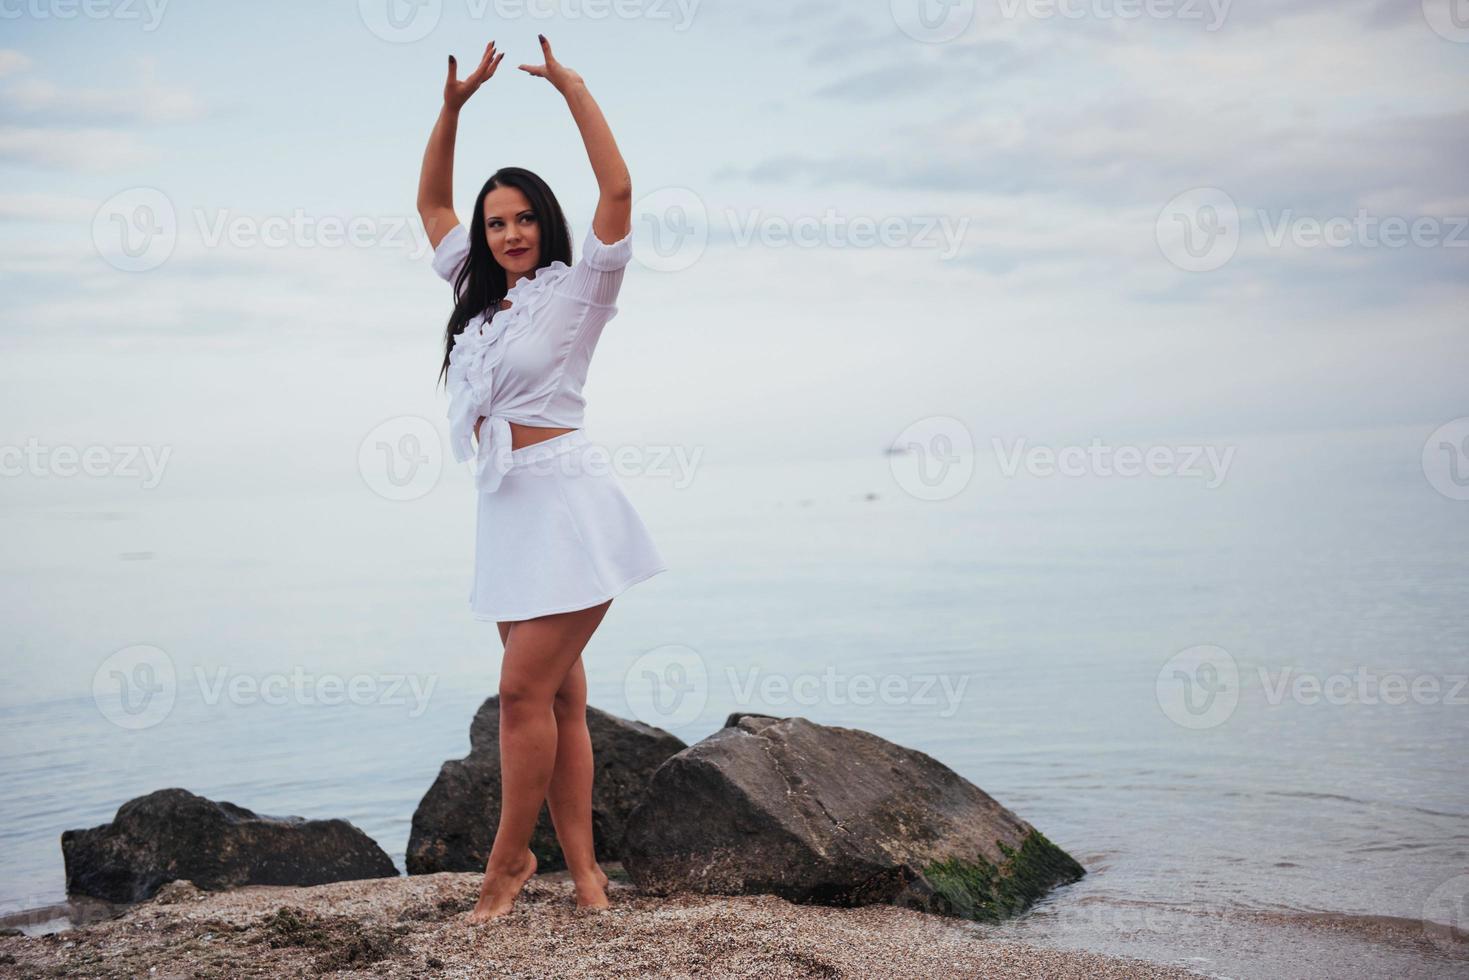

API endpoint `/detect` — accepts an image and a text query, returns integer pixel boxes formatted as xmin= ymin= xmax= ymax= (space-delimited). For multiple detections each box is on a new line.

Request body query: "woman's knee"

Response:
xmin=498 ymin=679 xmax=552 ymax=714
xmin=552 ymin=687 xmax=586 ymax=722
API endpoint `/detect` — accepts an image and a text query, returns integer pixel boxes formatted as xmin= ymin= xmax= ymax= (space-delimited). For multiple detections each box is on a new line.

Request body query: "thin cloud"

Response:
xmin=0 ymin=55 xmax=205 ymax=125
xmin=0 ymin=49 xmax=31 ymax=77
xmin=0 ymin=191 xmax=97 ymax=222
xmin=0 ymin=126 xmax=159 ymax=171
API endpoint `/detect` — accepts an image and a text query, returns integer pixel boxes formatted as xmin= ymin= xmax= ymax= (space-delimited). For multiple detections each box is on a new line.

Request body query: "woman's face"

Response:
xmin=481 ymin=186 xmax=541 ymax=276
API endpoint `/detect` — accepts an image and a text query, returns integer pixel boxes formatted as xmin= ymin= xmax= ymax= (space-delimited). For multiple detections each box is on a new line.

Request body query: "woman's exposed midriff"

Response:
xmin=474 ymin=417 xmax=578 ymax=451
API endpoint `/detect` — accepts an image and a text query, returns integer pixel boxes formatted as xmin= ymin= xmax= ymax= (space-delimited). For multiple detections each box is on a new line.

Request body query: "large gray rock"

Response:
xmin=406 ymin=696 xmax=685 ymax=874
xmin=61 ymin=788 xmax=397 ymax=904
xmin=619 ymin=714 xmax=1085 ymax=921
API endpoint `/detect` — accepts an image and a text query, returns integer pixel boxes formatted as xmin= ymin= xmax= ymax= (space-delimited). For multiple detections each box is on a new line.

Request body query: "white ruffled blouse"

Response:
xmin=431 ymin=218 xmax=634 ymax=493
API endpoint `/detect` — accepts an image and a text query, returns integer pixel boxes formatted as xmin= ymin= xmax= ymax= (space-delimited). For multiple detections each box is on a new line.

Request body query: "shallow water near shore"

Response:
xmin=1 ymin=425 xmax=1466 ymax=978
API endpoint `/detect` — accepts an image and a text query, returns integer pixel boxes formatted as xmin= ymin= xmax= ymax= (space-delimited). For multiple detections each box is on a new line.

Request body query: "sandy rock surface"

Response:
xmin=0 ymin=867 xmax=1206 ymax=979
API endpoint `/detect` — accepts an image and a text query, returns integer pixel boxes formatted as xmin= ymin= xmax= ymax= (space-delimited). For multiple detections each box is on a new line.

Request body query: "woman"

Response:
xmin=416 ymin=36 xmax=668 ymax=921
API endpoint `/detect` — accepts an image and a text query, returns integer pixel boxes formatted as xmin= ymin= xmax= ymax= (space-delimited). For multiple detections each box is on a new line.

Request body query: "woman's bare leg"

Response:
xmin=545 ymin=653 xmax=612 ymax=908
xmin=501 ymin=614 xmax=612 ymax=907
xmin=468 ymin=600 xmax=612 ymax=922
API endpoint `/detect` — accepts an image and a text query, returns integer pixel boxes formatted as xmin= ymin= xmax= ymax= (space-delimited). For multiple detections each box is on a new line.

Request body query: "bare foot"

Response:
xmin=571 ymin=863 xmax=611 ymax=910
xmin=467 ymin=848 xmax=538 ymax=923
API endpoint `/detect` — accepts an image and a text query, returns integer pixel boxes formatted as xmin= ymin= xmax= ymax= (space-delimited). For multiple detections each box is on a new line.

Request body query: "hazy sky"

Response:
xmin=1 ymin=0 xmax=1466 ymax=500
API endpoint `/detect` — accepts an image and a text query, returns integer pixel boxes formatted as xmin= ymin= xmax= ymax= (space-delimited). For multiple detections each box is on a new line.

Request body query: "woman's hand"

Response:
xmin=518 ymin=34 xmax=583 ymax=93
xmin=445 ymin=41 xmax=503 ymax=111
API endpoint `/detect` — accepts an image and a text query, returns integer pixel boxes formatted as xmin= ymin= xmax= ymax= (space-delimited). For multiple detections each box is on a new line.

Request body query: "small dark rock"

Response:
xmin=61 ymin=788 xmax=398 ymax=904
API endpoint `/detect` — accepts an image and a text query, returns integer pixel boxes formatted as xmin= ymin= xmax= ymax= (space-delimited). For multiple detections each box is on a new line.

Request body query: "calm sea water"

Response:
xmin=2 ymin=425 xmax=1466 ymax=978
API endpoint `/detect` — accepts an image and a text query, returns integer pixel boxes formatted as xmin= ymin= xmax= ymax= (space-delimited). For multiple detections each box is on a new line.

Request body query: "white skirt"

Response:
xmin=469 ymin=428 xmax=668 ymax=622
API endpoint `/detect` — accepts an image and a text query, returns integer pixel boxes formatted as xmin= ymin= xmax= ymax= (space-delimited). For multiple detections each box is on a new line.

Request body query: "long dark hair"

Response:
xmin=437 ymin=167 xmax=573 ymax=388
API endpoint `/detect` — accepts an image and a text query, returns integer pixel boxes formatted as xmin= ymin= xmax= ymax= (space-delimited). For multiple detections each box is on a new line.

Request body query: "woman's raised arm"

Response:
xmin=519 ymin=34 xmax=632 ymax=246
xmin=418 ymin=41 xmax=503 ymax=251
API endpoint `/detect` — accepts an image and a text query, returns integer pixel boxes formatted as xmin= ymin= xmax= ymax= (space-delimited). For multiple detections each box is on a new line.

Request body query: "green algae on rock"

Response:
xmin=920 ymin=830 xmax=1087 ymax=922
